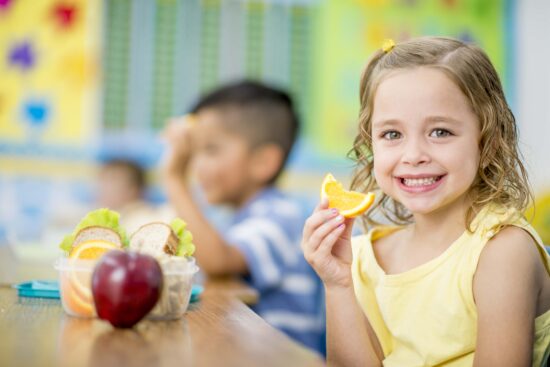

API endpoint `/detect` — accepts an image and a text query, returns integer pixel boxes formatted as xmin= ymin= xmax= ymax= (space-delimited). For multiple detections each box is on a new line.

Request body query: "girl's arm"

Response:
xmin=325 ymin=286 xmax=383 ymax=367
xmin=301 ymin=200 xmax=382 ymax=366
xmin=473 ymin=226 xmax=541 ymax=366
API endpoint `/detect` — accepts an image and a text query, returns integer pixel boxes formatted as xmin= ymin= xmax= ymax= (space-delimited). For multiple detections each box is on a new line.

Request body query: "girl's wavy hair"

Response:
xmin=350 ymin=36 xmax=532 ymax=231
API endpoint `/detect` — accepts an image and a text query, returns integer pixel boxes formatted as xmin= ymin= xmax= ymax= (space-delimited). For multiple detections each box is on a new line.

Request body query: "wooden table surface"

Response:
xmin=0 ymin=246 xmax=324 ymax=367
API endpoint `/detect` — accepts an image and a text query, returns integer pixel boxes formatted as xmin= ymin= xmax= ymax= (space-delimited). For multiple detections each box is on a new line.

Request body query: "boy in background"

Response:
xmin=162 ymin=81 xmax=325 ymax=354
xmin=97 ymin=159 xmax=146 ymax=214
xmin=97 ymin=158 xmax=173 ymax=234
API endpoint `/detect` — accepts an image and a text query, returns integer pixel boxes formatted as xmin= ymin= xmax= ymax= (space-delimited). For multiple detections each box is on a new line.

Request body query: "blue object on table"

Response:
xmin=190 ymin=284 xmax=203 ymax=303
xmin=13 ymin=280 xmax=60 ymax=299
xmin=13 ymin=280 xmax=204 ymax=303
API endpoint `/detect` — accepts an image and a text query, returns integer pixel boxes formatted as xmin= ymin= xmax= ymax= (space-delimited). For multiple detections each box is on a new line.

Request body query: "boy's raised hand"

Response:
xmin=161 ymin=115 xmax=196 ymax=180
xmin=301 ymin=198 xmax=355 ymax=289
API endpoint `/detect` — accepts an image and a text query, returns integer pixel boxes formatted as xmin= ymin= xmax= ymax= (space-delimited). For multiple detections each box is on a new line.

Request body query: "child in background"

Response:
xmin=162 ymin=81 xmax=325 ymax=354
xmin=302 ymin=37 xmax=550 ymax=366
xmin=97 ymin=158 xmax=174 ymax=234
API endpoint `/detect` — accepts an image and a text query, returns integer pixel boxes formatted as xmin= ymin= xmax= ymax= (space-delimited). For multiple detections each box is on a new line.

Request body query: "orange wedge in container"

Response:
xmin=69 ymin=240 xmax=120 ymax=260
xmin=60 ymin=275 xmax=95 ymax=317
xmin=64 ymin=240 xmax=121 ymax=317
xmin=320 ymin=173 xmax=375 ymax=218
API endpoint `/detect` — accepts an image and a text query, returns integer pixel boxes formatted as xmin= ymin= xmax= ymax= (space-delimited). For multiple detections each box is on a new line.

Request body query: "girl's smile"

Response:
xmin=395 ymin=174 xmax=446 ymax=194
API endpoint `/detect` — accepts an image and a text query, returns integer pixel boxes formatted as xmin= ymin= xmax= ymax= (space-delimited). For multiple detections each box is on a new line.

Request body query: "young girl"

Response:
xmin=302 ymin=37 xmax=550 ymax=366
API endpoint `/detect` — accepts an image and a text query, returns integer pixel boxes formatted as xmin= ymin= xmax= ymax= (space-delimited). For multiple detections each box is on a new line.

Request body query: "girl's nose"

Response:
xmin=402 ymin=138 xmax=431 ymax=166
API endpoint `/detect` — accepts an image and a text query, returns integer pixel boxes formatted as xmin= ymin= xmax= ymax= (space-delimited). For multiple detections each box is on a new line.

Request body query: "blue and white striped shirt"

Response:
xmin=225 ymin=187 xmax=325 ymax=354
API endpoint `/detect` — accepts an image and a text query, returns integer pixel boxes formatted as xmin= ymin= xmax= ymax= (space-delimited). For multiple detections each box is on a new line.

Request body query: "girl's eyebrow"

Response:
xmin=372 ymin=118 xmax=401 ymax=128
xmin=425 ymin=115 xmax=462 ymax=124
xmin=373 ymin=115 xmax=461 ymax=128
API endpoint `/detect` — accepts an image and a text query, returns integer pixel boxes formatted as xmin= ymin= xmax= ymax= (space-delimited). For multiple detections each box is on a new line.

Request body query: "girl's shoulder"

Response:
xmin=474 ymin=204 xmax=544 ymax=278
xmin=471 ymin=203 xmax=547 ymax=260
xmin=480 ymin=225 xmax=540 ymax=267
xmin=475 ymin=223 xmax=549 ymax=308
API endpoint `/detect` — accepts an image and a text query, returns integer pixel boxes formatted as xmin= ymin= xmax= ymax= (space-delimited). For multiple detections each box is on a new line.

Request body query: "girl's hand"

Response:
xmin=161 ymin=116 xmax=195 ymax=180
xmin=301 ymin=198 xmax=356 ymax=289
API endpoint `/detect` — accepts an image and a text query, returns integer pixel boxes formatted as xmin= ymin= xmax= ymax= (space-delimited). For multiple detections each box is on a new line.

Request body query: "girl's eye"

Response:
xmin=382 ymin=130 xmax=401 ymax=140
xmin=430 ymin=129 xmax=452 ymax=138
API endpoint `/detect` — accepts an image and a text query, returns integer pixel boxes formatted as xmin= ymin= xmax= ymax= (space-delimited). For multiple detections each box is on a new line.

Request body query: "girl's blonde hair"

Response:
xmin=350 ymin=36 xmax=532 ymax=230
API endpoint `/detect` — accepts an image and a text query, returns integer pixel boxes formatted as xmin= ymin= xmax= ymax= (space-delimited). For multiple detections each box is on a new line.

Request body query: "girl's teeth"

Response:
xmin=402 ymin=177 xmax=438 ymax=187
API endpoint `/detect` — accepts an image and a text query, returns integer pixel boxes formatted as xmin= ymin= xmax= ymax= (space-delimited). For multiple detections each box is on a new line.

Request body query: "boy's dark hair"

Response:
xmin=102 ymin=158 xmax=146 ymax=191
xmin=191 ymin=80 xmax=299 ymax=184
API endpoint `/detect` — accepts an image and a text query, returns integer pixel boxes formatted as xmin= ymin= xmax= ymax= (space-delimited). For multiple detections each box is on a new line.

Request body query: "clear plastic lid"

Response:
xmin=54 ymin=257 xmax=97 ymax=272
xmin=54 ymin=255 xmax=199 ymax=276
xmin=156 ymin=256 xmax=199 ymax=276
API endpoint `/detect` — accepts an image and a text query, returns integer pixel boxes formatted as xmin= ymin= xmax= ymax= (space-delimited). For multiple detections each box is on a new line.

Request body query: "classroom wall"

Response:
xmin=1 ymin=0 xmax=549 ymax=245
xmin=515 ymin=0 xmax=550 ymax=243
xmin=516 ymin=0 xmax=550 ymax=194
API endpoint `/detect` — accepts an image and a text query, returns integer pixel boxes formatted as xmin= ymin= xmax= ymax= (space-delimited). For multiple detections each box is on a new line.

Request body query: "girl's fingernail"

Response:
xmin=338 ymin=223 xmax=345 ymax=229
xmin=331 ymin=208 xmax=338 ymax=215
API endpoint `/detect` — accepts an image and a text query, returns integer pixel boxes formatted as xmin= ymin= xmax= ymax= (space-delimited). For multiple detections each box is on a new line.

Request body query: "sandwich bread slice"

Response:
xmin=129 ymin=218 xmax=195 ymax=259
xmin=73 ymin=226 xmax=123 ymax=248
xmin=129 ymin=222 xmax=178 ymax=258
xmin=59 ymin=208 xmax=128 ymax=254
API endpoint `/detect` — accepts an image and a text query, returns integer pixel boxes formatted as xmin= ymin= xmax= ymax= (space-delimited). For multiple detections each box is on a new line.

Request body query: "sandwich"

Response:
xmin=129 ymin=218 xmax=195 ymax=259
xmin=129 ymin=218 xmax=197 ymax=320
xmin=59 ymin=208 xmax=129 ymax=255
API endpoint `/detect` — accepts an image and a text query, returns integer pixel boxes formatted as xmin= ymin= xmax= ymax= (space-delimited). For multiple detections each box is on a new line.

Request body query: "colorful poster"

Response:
xmin=309 ymin=0 xmax=511 ymax=159
xmin=0 ymin=0 xmax=101 ymax=154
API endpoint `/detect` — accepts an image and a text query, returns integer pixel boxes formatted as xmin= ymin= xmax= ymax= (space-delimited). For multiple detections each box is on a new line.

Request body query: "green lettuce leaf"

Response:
xmin=171 ymin=218 xmax=196 ymax=257
xmin=59 ymin=208 xmax=129 ymax=253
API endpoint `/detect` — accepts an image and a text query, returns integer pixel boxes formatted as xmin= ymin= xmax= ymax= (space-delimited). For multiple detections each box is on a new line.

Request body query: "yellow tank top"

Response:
xmin=351 ymin=205 xmax=550 ymax=367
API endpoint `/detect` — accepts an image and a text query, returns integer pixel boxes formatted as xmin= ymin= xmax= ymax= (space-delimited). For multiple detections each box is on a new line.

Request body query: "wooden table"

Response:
xmin=0 ymin=246 xmax=325 ymax=367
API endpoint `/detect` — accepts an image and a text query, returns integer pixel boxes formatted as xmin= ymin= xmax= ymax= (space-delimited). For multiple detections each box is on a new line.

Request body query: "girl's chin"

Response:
xmin=399 ymin=201 xmax=441 ymax=216
xmin=404 ymin=199 xmax=466 ymax=217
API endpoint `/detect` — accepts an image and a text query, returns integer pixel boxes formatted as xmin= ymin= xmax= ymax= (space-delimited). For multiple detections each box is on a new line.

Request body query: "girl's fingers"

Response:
xmin=302 ymin=207 xmax=339 ymax=239
xmin=340 ymin=217 xmax=356 ymax=240
xmin=317 ymin=223 xmax=346 ymax=257
xmin=308 ymin=214 xmax=345 ymax=251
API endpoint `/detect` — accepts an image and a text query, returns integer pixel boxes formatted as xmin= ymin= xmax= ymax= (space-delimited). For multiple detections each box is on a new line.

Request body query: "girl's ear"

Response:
xmin=250 ymin=143 xmax=284 ymax=184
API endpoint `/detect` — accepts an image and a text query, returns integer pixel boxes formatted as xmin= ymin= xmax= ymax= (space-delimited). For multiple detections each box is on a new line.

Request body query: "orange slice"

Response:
xmin=68 ymin=240 xmax=121 ymax=302
xmin=320 ymin=173 xmax=375 ymax=218
xmin=60 ymin=273 xmax=94 ymax=317
xmin=69 ymin=239 xmax=120 ymax=260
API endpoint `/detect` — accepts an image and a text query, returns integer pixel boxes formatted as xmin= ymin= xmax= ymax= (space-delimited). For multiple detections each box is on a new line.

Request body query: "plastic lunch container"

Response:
xmin=54 ymin=255 xmax=199 ymax=320
xmin=55 ymin=258 xmax=97 ymax=318
xmin=147 ymin=256 xmax=199 ymax=320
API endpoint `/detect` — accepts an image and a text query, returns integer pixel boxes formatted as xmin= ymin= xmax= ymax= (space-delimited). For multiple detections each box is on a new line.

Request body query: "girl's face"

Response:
xmin=371 ymin=67 xmax=480 ymax=217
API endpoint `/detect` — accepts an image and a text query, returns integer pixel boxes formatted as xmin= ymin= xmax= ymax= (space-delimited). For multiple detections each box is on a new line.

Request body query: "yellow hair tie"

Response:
xmin=382 ymin=39 xmax=396 ymax=53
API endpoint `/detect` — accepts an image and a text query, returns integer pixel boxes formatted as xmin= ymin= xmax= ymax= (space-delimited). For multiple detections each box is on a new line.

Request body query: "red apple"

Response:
xmin=91 ymin=251 xmax=163 ymax=328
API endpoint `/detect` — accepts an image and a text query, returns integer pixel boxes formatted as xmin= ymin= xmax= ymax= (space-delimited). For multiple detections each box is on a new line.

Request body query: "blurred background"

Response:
xmin=0 ymin=0 xmax=549 ymax=254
